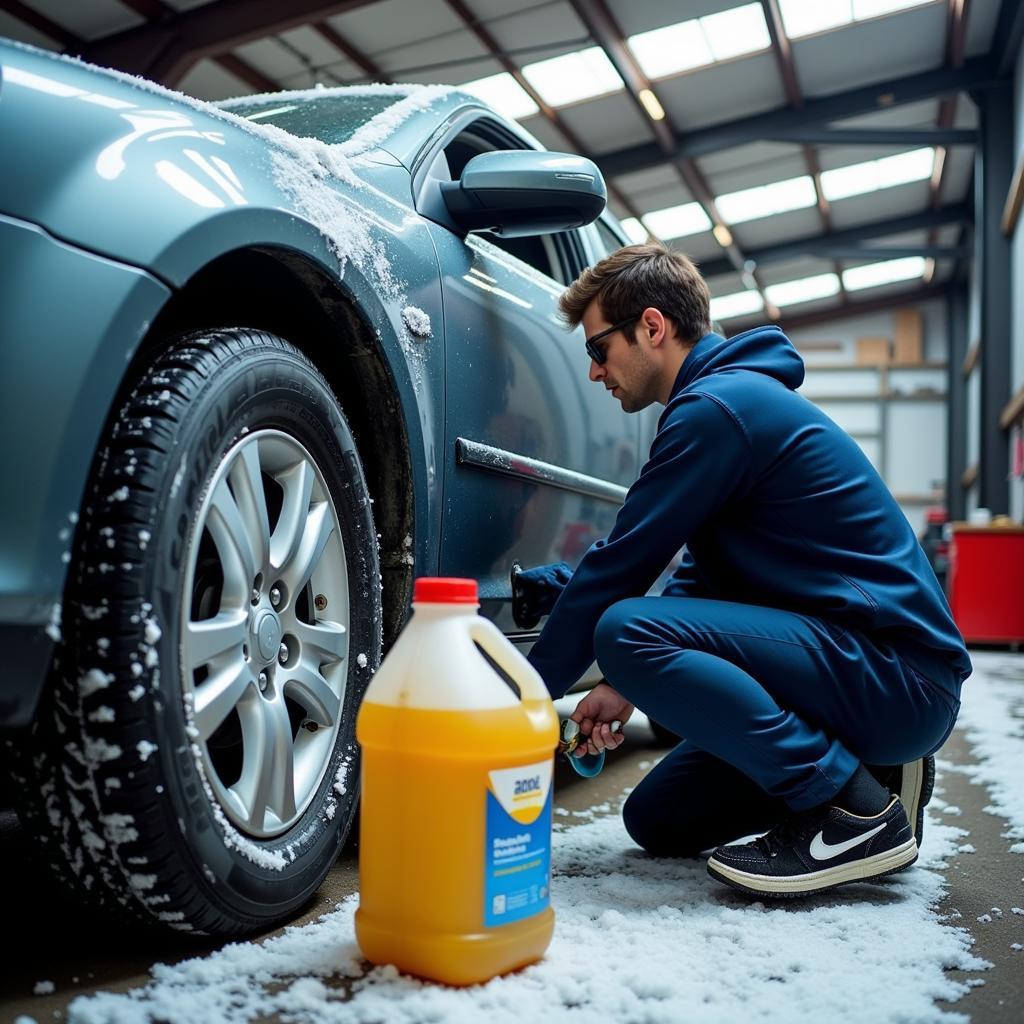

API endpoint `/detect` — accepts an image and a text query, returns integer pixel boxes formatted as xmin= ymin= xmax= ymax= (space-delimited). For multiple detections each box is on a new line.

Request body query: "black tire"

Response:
xmin=13 ymin=328 xmax=381 ymax=936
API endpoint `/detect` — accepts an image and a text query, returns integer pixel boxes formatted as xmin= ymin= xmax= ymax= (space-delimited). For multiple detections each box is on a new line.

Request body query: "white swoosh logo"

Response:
xmin=809 ymin=822 xmax=887 ymax=861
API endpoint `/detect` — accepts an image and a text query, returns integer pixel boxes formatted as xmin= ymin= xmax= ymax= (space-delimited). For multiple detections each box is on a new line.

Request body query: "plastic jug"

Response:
xmin=355 ymin=577 xmax=560 ymax=986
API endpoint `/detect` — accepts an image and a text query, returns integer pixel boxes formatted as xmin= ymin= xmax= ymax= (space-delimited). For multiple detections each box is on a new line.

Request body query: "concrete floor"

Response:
xmin=2 ymin=670 xmax=1023 ymax=1023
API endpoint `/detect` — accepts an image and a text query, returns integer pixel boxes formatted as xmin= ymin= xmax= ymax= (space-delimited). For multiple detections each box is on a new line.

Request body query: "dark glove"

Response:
xmin=511 ymin=561 xmax=573 ymax=629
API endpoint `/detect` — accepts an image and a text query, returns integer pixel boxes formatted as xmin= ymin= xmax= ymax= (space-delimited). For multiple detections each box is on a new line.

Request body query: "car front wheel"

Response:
xmin=16 ymin=327 xmax=382 ymax=935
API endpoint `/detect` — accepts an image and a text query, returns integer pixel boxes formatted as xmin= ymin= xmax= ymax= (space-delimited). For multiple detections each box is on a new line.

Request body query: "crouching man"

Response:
xmin=520 ymin=243 xmax=969 ymax=898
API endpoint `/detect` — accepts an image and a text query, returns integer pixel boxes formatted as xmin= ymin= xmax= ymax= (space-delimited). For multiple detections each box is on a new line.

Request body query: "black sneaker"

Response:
xmin=707 ymin=797 xmax=917 ymax=898
xmin=867 ymin=755 xmax=935 ymax=848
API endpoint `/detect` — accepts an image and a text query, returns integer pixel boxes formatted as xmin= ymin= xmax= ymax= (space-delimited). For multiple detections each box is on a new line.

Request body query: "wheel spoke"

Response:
xmin=284 ymin=664 xmax=341 ymax=727
xmin=278 ymin=503 xmax=334 ymax=596
xmin=264 ymin=698 xmax=297 ymax=825
xmin=269 ymin=460 xmax=314 ymax=574
xmin=207 ymin=478 xmax=259 ymax=600
xmin=193 ymin=661 xmax=252 ymax=740
xmin=232 ymin=699 xmax=269 ymax=831
xmin=293 ymin=618 xmax=348 ymax=666
xmin=183 ymin=610 xmax=248 ymax=672
xmin=228 ymin=442 xmax=270 ymax=576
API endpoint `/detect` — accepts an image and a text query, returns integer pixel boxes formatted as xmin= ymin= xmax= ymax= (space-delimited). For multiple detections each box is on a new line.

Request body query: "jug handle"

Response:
xmin=469 ymin=618 xmax=551 ymax=704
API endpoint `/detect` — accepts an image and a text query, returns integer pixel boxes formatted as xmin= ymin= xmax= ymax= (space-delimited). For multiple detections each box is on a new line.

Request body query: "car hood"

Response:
xmin=0 ymin=41 xmax=451 ymax=281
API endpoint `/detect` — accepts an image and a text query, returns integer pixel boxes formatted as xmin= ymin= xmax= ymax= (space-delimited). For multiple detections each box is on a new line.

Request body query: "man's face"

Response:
xmin=582 ymin=305 xmax=662 ymax=413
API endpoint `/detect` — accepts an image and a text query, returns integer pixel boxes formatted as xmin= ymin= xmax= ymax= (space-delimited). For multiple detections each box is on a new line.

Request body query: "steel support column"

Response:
xmin=946 ymin=283 xmax=970 ymax=521
xmin=975 ymin=82 xmax=1014 ymax=514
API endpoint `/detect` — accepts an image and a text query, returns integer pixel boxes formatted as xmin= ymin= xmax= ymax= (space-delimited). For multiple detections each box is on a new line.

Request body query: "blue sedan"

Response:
xmin=0 ymin=39 xmax=646 ymax=934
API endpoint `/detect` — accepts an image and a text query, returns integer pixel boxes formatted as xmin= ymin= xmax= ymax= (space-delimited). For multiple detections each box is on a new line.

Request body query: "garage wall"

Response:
xmin=786 ymin=300 xmax=949 ymax=535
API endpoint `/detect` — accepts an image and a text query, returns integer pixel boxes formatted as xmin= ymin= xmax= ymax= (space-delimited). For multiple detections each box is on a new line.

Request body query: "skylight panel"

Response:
xmin=842 ymin=257 xmax=926 ymax=291
xmin=521 ymin=46 xmax=623 ymax=107
xmin=641 ymin=202 xmax=712 ymax=240
xmin=620 ymin=217 xmax=649 ymax=244
xmin=710 ymin=289 xmax=765 ymax=321
xmin=627 ymin=21 xmax=713 ymax=79
xmin=460 ymin=72 xmax=539 ymax=120
xmin=764 ymin=273 xmax=840 ymax=307
xmin=701 ymin=3 xmax=772 ymax=61
xmin=875 ymin=147 xmax=935 ymax=188
xmin=778 ymin=0 xmax=852 ymax=38
xmin=716 ymin=175 xmax=817 ymax=224
xmin=853 ymin=0 xmax=935 ymax=17
xmin=820 ymin=148 xmax=934 ymax=201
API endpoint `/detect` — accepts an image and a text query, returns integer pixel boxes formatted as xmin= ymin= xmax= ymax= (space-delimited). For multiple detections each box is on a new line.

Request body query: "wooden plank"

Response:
xmin=999 ymin=382 xmax=1024 ymax=430
xmin=962 ymin=339 xmax=980 ymax=378
xmin=1002 ymin=151 xmax=1024 ymax=236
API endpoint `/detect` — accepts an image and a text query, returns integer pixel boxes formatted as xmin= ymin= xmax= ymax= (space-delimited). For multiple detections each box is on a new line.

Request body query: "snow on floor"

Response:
xmin=58 ymin=658 xmax=1024 ymax=1024
xmin=948 ymin=652 xmax=1024 ymax=856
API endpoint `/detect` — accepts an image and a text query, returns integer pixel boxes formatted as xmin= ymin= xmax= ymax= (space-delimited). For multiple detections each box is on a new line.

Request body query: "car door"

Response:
xmin=417 ymin=116 xmax=638 ymax=633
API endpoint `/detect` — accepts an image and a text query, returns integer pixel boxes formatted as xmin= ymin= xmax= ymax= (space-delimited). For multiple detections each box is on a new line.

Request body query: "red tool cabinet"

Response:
xmin=947 ymin=525 xmax=1024 ymax=644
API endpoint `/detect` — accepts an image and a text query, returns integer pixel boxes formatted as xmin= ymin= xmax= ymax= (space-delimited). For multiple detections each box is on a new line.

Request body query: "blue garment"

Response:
xmin=528 ymin=326 xmax=971 ymax=701
xmin=593 ymin=597 xmax=959 ymax=841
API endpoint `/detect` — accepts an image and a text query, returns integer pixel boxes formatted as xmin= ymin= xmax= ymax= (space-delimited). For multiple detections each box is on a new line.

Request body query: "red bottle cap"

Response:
xmin=413 ymin=577 xmax=479 ymax=604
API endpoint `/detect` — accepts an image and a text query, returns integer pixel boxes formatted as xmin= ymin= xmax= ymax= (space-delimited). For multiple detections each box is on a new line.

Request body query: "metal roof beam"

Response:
xmin=597 ymin=57 xmax=999 ymax=177
xmin=766 ymin=127 xmax=976 ymax=146
xmin=697 ymin=203 xmax=970 ymax=278
xmin=992 ymin=0 xmax=1024 ymax=76
xmin=80 ymin=0 xmax=380 ymax=86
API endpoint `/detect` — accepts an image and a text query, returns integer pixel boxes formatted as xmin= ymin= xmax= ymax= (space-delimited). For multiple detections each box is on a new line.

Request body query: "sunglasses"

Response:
xmin=584 ymin=315 xmax=640 ymax=365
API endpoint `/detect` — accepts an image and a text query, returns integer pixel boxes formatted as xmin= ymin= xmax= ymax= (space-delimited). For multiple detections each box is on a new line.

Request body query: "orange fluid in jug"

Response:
xmin=355 ymin=577 xmax=559 ymax=986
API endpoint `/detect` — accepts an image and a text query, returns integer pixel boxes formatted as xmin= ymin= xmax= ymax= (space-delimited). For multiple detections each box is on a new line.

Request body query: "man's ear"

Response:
xmin=640 ymin=307 xmax=668 ymax=347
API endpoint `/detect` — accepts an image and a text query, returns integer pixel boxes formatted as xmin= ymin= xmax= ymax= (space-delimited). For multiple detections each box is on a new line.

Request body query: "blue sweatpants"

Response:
xmin=592 ymin=597 xmax=962 ymax=858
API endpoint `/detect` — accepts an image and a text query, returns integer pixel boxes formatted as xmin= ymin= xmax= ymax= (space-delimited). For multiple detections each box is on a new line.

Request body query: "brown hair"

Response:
xmin=558 ymin=241 xmax=711 ymax=344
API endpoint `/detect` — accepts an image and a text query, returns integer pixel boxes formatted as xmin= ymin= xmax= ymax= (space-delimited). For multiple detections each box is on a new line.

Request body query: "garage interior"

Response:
xmin=1 ymin=1 xmax=1023 ymax=1021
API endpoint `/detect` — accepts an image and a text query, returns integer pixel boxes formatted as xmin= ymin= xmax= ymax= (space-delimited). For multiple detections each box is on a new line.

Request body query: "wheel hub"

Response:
xmin=253 ymin=609 xmax=283 ymax=663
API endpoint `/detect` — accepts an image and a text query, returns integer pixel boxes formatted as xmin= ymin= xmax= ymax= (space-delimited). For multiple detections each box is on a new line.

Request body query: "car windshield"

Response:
xmin=221 ymin=93 xmax=405 ymax=146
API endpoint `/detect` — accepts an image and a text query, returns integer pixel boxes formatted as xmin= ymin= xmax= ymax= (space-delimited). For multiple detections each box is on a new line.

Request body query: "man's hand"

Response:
xmin=571 ymin=681 xmax=634 ymax=757
xmin=512 ymin=562 xmax=573 ymax=628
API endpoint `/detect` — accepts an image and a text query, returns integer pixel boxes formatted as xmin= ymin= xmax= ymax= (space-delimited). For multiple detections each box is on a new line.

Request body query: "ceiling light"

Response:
xmin=460 ymin=72 xmax=539 ymax=120
xmin=842 ymin=257 xmax=926 ymax=291
xmin=764 ymin=273 xmax=841 ymax=307
xmin=521 ymin=47 xmax=623 ymax=107
xmin=713 ymin=224 xmax=734 ymax=247
xmin=710 ymin=289 xmax=764 ymax=320
xmin=627 ymin=21 xmax=713 ymax=79
xmin=716 ymin=175 xmax=817 ymax=224
xmin=700 ymin=3 xmax=772 ymax=61
xmin=778 ymin=0 xmax=852 ymax=38
xmin=638 ymin=88 xmax=665 ymax=120
xmin=620 ymin=217 xmax=649 ymax=243
xmin=642 ymin=202 xmax=712 ymax=240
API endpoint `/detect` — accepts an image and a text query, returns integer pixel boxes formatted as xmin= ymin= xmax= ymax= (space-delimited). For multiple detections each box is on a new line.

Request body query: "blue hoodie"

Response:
xmin=528 ymin=326 xmax=971 ymax=700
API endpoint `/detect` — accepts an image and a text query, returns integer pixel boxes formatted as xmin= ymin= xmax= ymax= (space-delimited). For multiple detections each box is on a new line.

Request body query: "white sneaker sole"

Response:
xmin=707 ymin=837 xmax=919 ymax=896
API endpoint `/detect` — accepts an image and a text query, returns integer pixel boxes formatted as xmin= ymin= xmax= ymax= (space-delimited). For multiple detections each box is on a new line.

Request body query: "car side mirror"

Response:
xmin=438 ymin=151 xmax=607 ymax=237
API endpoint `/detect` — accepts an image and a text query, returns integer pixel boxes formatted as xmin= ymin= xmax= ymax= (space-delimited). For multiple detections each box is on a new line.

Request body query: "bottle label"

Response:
xmin=484 ymin=759 xmax=553 ymax=928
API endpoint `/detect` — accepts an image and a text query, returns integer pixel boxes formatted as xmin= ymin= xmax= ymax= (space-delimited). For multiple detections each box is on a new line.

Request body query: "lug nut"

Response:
xmin=270 ymin=586 xmax=281 ymax=607
xmin=314 ymin=594 xmax=328 ymax=611
xmin=279 ymin=642 xmax=289 ymax=665
xmin=251 ymin=587 xmax=260 ymax=605
xmin=258 ymin=671 xmax=268 ymax=692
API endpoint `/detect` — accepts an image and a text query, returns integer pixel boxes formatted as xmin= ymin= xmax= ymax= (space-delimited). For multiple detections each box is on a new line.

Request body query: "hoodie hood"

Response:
xmin=672 ymin=325 xmax=805 ymax=398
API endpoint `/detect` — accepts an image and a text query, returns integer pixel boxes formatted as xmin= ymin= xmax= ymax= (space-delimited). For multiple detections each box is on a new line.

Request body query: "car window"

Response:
xmin=595 ymin=218 xmax=628 ymax=257
xmin=438 ymin=125 xmax=571 ymax=284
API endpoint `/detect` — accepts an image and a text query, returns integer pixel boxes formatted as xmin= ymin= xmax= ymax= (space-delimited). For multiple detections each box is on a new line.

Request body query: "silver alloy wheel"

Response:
xmin=180 ymin=430 xmax=351 ymax=838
